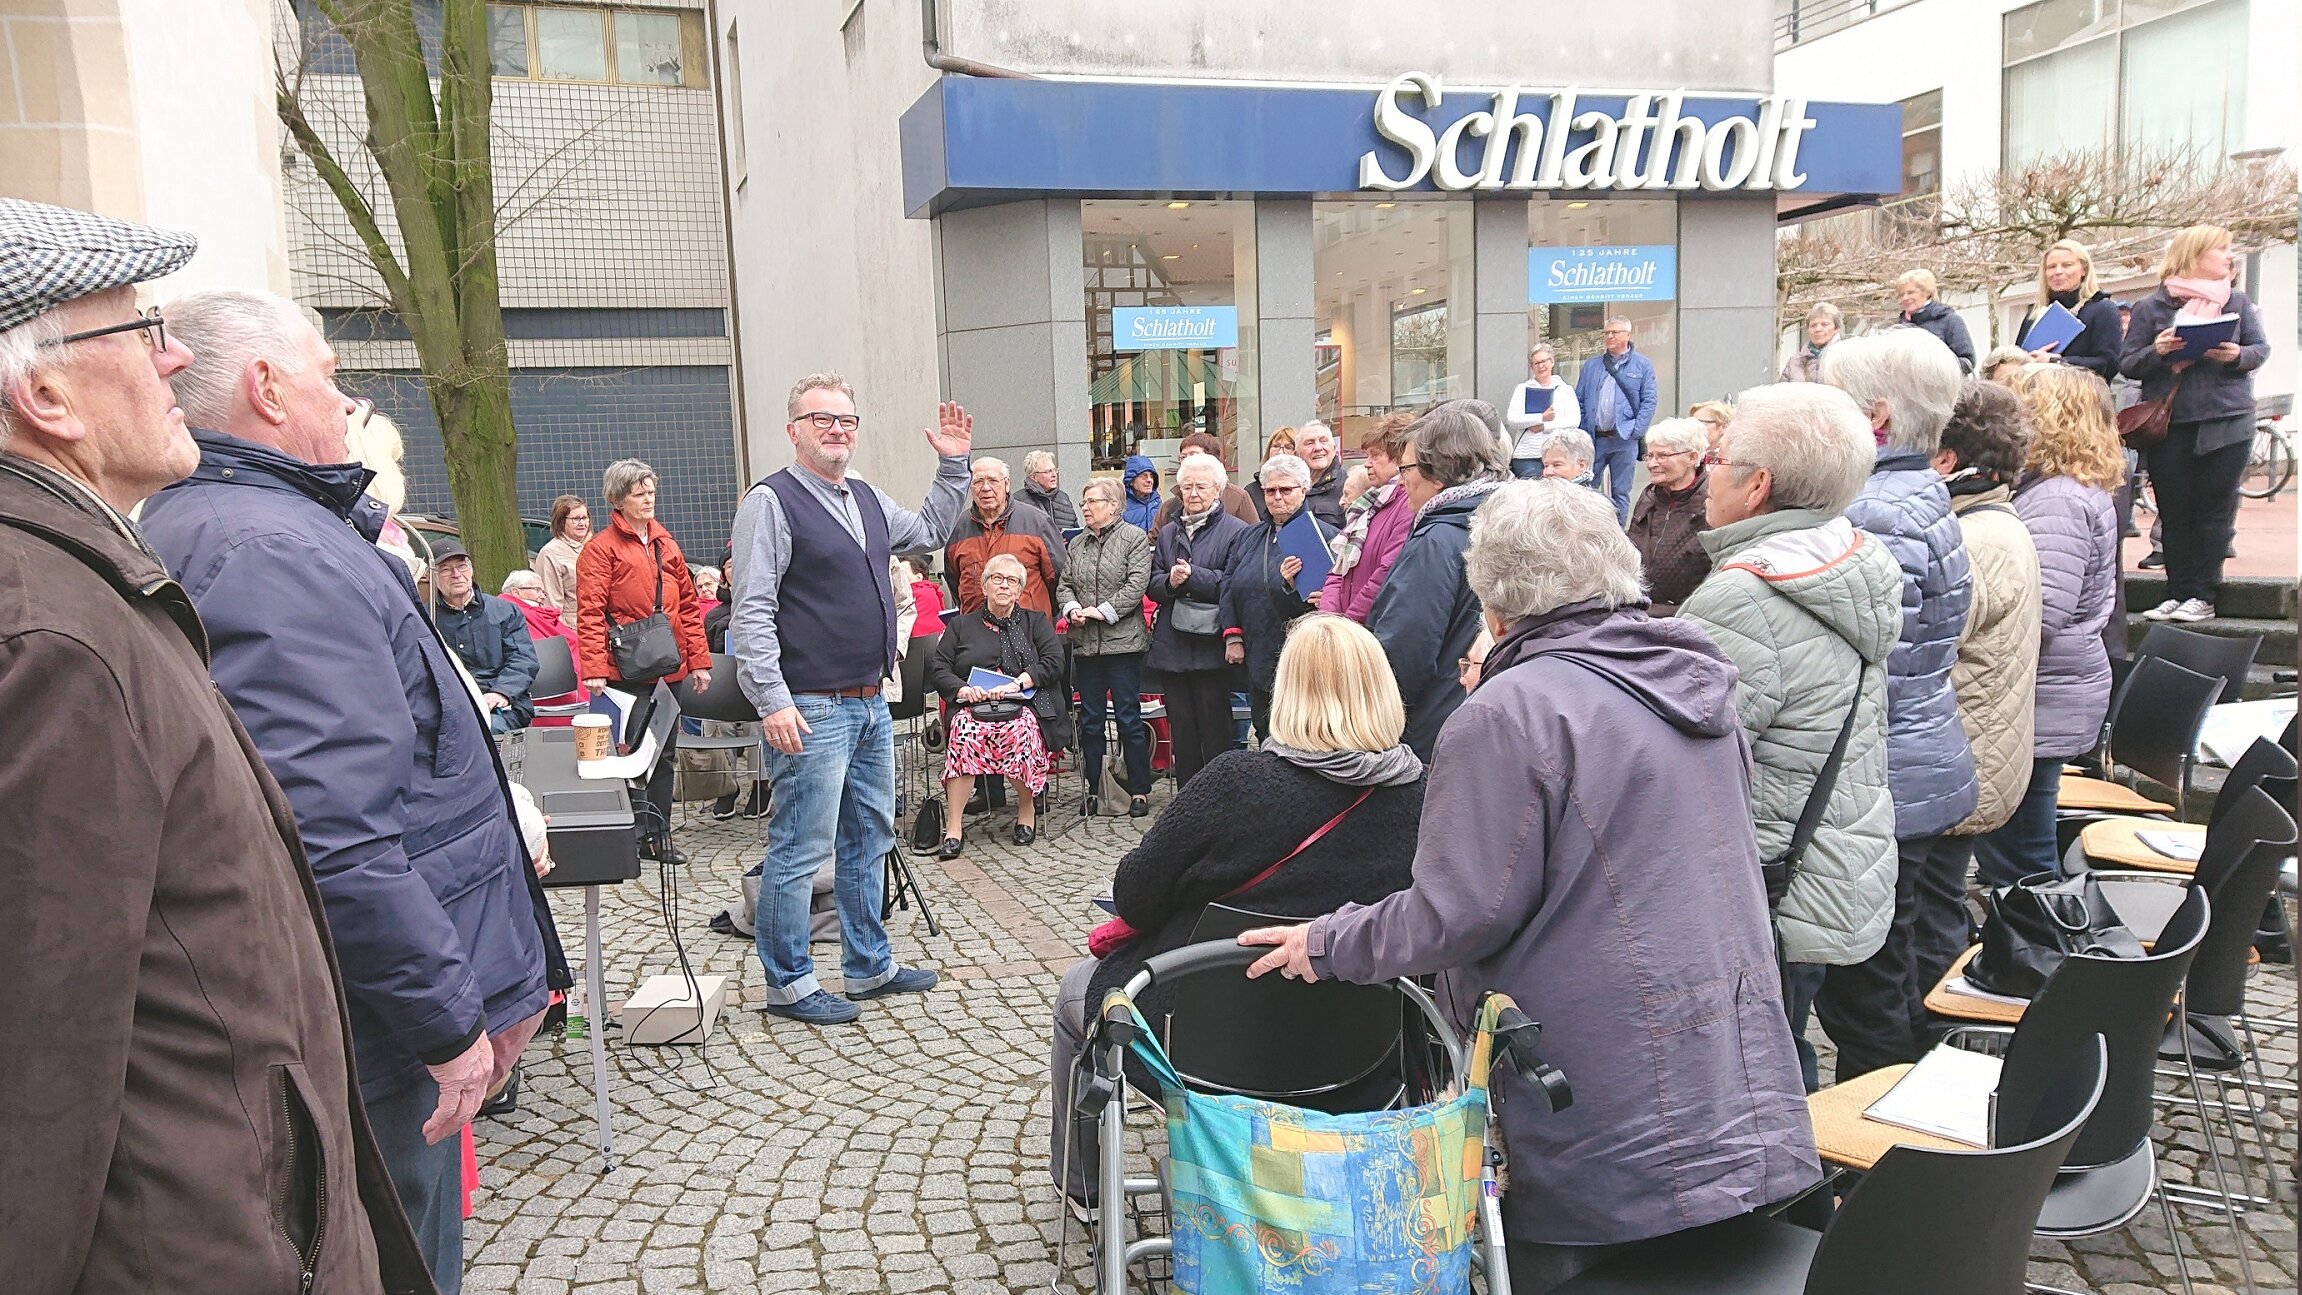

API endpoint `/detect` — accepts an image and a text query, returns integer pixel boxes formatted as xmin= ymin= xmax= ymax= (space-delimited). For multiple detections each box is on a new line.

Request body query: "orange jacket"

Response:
xmin=944 ymin=499 xmax=1064 ymax=616
xmin=574 ymin=510 xmax=711 ymax=684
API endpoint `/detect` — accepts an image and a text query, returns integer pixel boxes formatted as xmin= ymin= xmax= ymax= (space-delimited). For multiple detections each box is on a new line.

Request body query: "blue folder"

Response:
xmin=1520 ymin=384 xmax=1555 ymax=417
xmin=2172 ymin=314 xmax=2239 ymax=363
xmin=1276 ymin=510 xmax=1334 ymax=593
xmin=967 ymin=666 xmax=1034 ymax=699
xmin=2019 ymin=302 xmax=2083 ymax=354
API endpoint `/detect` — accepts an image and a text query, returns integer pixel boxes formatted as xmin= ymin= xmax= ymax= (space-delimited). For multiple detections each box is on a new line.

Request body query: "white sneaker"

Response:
xmin=2168 ymin=598 xmax=2216 ymax=623
xmin=2141 ymin=599 xmax=2181 ymax=621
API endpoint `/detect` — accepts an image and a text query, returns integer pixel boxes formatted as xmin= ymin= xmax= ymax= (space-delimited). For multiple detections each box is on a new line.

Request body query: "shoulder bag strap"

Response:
xmin=1221 ymin=786 xmax=1377 ymax=902
xmin=1767 ymin=677 xmax=1865 ymax=879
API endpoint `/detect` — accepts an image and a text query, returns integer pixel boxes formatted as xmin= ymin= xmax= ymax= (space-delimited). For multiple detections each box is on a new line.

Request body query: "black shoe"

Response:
xmin=1129 ymin=796 xmax=1150 ymax=818
xmin=2255 ymin=929 xmax=2294 ymax=966
xmin=936 ymin=836 xmax=963 ymax=860
xmin=639 ymin=835 xmax=688 ymax=867
xmin=710 ymin=793 xmax=740 ymax=820
xmin=964 ymin=788 xmax=990 ymax=814
xmin=540 ymin=997 xmax=567 ymax=1035
xmin=2138 ymin=551 xmax=2165 ymax=570
xmin=1083 ymin=794 xmax=1100 ymax=817
xmin=1014 ymin=824 xmax=1037 ymax=846
xmin=478 ymin=1067 xmax=520 ymax=1119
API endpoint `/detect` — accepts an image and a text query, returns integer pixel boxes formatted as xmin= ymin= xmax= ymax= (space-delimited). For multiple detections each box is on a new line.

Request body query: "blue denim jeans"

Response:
xmin=364 ymin=1074 xmax=464 ymax=1295
xmin=1075 ymin=651 xmax=1151 ymax=796
xmin=1972 ymin=757 xmax=2064 ymax=888
xmin=755 ymin=692 xmax=897 ymax=1004
xmin=1591 ymin=432 xmax=1640 ymax=524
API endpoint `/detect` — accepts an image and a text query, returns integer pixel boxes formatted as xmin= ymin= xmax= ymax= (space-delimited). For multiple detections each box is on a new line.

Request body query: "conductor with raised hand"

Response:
xmin=729 ymin=373 xmax=972 ymax=1026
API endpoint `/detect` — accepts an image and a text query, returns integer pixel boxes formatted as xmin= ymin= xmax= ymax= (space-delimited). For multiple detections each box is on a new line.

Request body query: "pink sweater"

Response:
xmin=1319 ymin=487 xmax=1415 ymax=622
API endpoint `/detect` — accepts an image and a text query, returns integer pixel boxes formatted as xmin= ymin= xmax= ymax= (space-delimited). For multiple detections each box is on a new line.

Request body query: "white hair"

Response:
xmin=502 ymin=569 xmax=543 ymax=593
xmin=1822 ymin=329 xmax=1962 ymax=454
xmin=1258 ymin=452 xmax=1311 ymax=489
xmin=1721 ymin=384 xmax=1878 ymax=514
xmin=1294 ymin=420 xmax=1333 ymax=445
xmin=692 ymin=564 xmax=721 ymax=586
xmin=1543 ymin=427 xmax=1594 ymax=465
xmin=1175 ymin=454 xmax=1227 ymax=486
xmin=1642 ymin=417 xmax=1710 ymax=460
xmin=1080 ymin=476 xmax=1122 ymax=504
xmin=1466 ymin=480 xmax=1645 ymax=623
xmin=165 ymin=289 xmax=317 ymax=431
xmin=1604 ymin=315 xmax=1634 ymax=332
xmin=982 ymin=551 xmax=1028 ymax=582
xmin=0 ymin=305 xmax=70 ymax=450
xmin=972 ymin=455 xmax=1009 ymax=481
xmin=1021 ymin=450 xmax=1056 ymax=474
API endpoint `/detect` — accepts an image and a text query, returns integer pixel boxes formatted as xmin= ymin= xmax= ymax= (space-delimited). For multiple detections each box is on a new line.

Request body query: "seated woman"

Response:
xmin=1242 ymin=480 xmax=1820 ymax=1295
xmin=928 ymin=552 xmax=1071 ymax=855
xmin=1045 ymin=615 xmax=1426 ymax=1212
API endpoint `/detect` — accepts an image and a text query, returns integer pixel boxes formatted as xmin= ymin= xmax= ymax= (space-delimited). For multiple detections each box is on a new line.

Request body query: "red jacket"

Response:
xmin=514 ymin=598 xmax=589 ymax=718
xmin=574 ymin=510 xmax=711 ymax=684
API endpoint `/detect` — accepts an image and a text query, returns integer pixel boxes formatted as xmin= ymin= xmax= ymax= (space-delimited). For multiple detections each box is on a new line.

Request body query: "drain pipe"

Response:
xmin=920 ymin=0 xmax=1036 ymax=77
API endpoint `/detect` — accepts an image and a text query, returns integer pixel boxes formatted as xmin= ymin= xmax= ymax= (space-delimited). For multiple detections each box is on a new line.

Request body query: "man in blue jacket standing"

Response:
xmin=143 ymin=289 xmax=552 ymax=1295
xmin=1571 ymin=316 xmax=1659 ymax=524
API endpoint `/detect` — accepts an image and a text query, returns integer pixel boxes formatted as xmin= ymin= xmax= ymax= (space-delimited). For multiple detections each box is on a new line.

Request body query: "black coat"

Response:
xmin=1901 ymin=299 xmax=1976 ymax=373
xmin=1251 ymin=466 xmax=1348 ymax=531
xmin=928 ymin=603 xmax=1074 ymax=751
xmin=2015 ymin=289 xmax=2124 ymax=381
xmin=1365 ymin=491 xmax=1489 ymax=759
xmin=434 ymin=591 xmax=539 ymax=726
xmin=1089 ymin=750 xmax=1424 ymax=1025
xmin=1147 ymin=509 xmax=1252 ymax=678
xmin=1219 ymin=516 xmax=1328 ymax=692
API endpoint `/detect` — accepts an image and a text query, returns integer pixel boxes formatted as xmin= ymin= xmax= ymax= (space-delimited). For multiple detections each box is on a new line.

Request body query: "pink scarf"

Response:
xmin=2165 ymin=274 xmax=2232 ymax=322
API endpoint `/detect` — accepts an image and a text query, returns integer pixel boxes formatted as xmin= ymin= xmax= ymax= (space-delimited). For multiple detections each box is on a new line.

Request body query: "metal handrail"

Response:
xmin=1775 ymin=0 xmax=1917 ymax=50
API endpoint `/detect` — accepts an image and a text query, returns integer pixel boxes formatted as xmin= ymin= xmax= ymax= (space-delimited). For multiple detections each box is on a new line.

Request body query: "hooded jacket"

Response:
xmin=0 ymin=456 xmax=435 ymax=1295
xmin=945 ymin=495 xmax=1065 ymax=615
xmin=1365 ymin=482 xmax=1499 ymax=759
xmin=2015 ymin=472 xmax=2119 ymax=759
xmin=1120 ymin=453 xmax=1161 ymax=534
xmin=1681 ymin=511 xmax=1900 ymax=966
xmin=1900 ymin=299 xmax=1977 ymax=374
xmin=1846 ymin=451 xmax=1980 ymax=839
xmin=1309 ymin=602 xmax=1820 ymax=1245
xmin=142 ymin=431 xmax=553 ymax=1102
xmin=1945 ymin=483 xmax=2041 ymax=836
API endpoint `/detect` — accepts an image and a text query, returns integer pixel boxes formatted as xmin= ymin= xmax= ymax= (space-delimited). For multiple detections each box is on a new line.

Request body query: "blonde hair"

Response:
xmin=344 ymin=406 xmax=406 ymax=514
xmin=1688 ymin=400 xmax=1734 ymax=427
xmin=1895 ymin=268 xmax=1938 ymax=298
xmin=1266 ymin=425 xmax=1298 ymax=456
xmin=2159 ymin=224 xmax=2233 ymax=281
xmin=2034 ymin=238 xmax=2100 ymax=311
xmin=2010 ymin=364 xmax=2124 ymax=491
xmin=1269 ymin=616 xmax=1405 ymax=753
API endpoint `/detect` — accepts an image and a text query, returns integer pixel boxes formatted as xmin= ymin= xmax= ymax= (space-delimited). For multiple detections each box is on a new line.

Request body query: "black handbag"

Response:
xmin=604 ymin=541 xmax=684 ymax=683
xmin=1966 ymin=873 xmax=2147 ymax=999
xmin=968 ymin=699 xmax=1027 ymax=723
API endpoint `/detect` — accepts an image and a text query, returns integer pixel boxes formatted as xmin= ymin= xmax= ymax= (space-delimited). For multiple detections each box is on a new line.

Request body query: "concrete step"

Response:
xmin=2123 ymin=572 xmax=2296 ymax=622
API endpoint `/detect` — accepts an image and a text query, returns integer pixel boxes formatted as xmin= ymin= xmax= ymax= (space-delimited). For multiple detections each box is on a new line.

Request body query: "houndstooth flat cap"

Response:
xmin=0 ymin=198 xmax=196 ymax=332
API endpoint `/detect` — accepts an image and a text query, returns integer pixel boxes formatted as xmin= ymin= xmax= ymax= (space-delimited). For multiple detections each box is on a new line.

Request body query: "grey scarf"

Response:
xmin=1262 ymin=740 xmax=1424 ymax=787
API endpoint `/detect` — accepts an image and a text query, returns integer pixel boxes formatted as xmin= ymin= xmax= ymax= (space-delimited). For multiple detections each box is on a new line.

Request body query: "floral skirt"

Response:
xmin=943 ymin=707 xmax=1049 ymax=794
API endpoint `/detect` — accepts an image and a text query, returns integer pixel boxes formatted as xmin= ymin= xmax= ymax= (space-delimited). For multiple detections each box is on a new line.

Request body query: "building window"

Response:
xmin=1313 ymin=201 xmax=1473 ymax=424
xmin=1899 ymin=89 xmax=1942 ymax=199
xmin=2002 ymin=0 xmax=2246 ymax=165
xmin=1081 ymin=201 xmax=1260 ymax=472
xmin=488 ymin=4 xmax=708 ymax=89
xmin=1525 ymin=199 xmax=1679 ymax=418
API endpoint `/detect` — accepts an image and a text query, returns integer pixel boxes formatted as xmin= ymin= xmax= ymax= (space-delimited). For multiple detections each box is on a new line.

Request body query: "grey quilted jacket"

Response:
xmin=1946 ymin=484 xmax=2040 ymax=836
xmin=1846 ymin=452 xmax=1979 ymax=839
xmin=2015 ymin=472 xmax=2120 ymax=759
xmin=1683 ymin=510 xmax=1900 ymax=966
xmin=1055 ymin=520 xmax=1153 ymax=656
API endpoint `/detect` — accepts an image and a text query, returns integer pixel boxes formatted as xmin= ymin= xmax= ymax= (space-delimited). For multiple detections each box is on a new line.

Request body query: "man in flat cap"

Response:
xmin=0 ymin=199 xmax=434 ymax=1293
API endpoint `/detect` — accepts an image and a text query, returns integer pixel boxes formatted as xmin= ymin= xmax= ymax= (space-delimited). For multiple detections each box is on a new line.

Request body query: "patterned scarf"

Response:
xmin=1328 ymin=480 xmax=1398 ymax=576
xmin=1415 ymin=474 xmax=1505 ymax=524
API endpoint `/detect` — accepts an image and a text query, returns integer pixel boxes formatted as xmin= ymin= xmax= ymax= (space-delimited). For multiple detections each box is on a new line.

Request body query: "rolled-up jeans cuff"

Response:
xmin=761 ymin=972 xmax=824 ymax=1006
xmin=845 ymin=965 xmax=898 ymax=995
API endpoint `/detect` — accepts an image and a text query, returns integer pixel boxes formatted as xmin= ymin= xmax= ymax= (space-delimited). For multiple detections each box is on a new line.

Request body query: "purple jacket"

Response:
xmin=1318 ymin=483 xmax=1414 ymax=622
xmin=2016 ymin=472 xmax=2119 ymax=758
xmin=1308 ymin=602 xmax=1820 ymax=1245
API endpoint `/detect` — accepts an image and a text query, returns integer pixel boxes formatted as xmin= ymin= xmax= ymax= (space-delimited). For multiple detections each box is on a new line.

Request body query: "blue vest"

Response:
xmin=763 ymin=467 xmax=896 ymax=693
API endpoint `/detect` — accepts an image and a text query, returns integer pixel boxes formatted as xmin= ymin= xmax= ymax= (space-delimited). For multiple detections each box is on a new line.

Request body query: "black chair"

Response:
xmin=672 ymin=651 xmax=766 ymax=821
xmin=2058 ymin=656 xmax=2223 ymax=821
xmin=2136 ymin=622 xmax=2263 ymax=704
xmin=529 ymin=636 xmax=586 ymax=721
xmin=1551 ymin=1040 xmax=2108 ymax=1295
xmin=1165 ymin=904 xmax=1412 ymax=1115
xmin=886 ymin=632 xmax=939 ymax=724
xmin=2065 ymin=736 xmax=2299 ymax=878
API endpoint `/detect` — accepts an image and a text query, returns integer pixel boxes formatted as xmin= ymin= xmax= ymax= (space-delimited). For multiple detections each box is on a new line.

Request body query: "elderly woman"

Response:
xmin=1506 ymin=343 xmax=1582 ymax=478
xmin=1780 ymin=302 xmax=1842 ymax=383
xmin=536 ymin=493 xmax=591 ymax=620
xmin=1366 ymin=405 xmax=1510 ymax=759
xmin=1220 ymin=453 xmax=1335 ymax=740
xmin=1058 ymin=477 xmax=1154 ymax=817
xmin=2121 ymin=223 xmax=2272 ymax=624
xmin=1148 ymin=454 xmax=1252 ymax=785
xmin=1319 ymin=411 xmax=1417 ymax=623
xmin=691 ymin=564 xmax=724 ymax=620
xmin=1894 ymin=268 xmax=1976 ymax=374
xmin=1047 ymin=615 xmax=1425 ymax=1211
xmin=1625 ymin=417 xmax=1714 ymax=615
xmin=1689 ymin=400 xmax=1733 ymax=461
xmin=576 ymin=458 xmax=713 ymax=865
xmin=1680 ymin=383 xmax=1900 ymax=1094
xmin=1979 ymin=345 xmax=2031 ymax=386
xmin=1539 ymin=426 xmax=1595 ymax=487
xmin=1972 ymin=365 xmax=2122 ymax=885
xmin=928 ymin=553 xmax=1071 ymax=854
xmin=2016 ymin=238 xmax=2123 ymax=379
xmin=1244 ymin=481 xmax=1820 ymax=1292
xmin=1019 ymin=449 xmax=1080 ymax=531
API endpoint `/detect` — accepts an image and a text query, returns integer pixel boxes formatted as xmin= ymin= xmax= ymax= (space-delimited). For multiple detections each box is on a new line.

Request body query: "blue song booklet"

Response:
xmin=2019 ymin=302 xmax=2083 ymax=354
xmin=2172 ymin=314 xmax=2239 ymax=362
xmin=967 ymin=666 xmax=1034 ymax=699
xmin=1276 ymin=509 xmax=1334 ymax=592
xmin=1520 ymin=383 xmax=1555 ymax=417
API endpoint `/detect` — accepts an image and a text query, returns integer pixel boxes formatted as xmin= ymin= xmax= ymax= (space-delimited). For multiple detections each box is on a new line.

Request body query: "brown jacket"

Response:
xmin=0 ymin=457 xmax=432 ymax=1295
xmin=944 ymin=497 xmax=1064 ymax=616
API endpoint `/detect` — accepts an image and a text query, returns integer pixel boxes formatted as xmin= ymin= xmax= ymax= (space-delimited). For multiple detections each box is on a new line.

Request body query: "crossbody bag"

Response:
xmin=604 ymin=538 xmax=684 ymax=683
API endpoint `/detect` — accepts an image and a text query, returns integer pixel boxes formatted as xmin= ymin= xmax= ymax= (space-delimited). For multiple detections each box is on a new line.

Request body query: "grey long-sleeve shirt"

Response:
xmin=729 ymin=454 xmax=970 ymax=717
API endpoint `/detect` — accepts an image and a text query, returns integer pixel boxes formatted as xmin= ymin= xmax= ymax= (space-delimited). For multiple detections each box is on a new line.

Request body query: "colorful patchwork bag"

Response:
xmin=1118 ymin=993 xmax=1504 ymax=1295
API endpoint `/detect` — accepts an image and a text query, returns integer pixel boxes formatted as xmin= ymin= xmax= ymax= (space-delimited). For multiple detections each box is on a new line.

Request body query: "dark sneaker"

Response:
xmin=2138 ymin=551 xmax=2165 ymax=570
xmin=1082 ymin=794 xmax=1100 ymax=817
xmin=762 ymin=989 xmax=861 ymax=1025
xmin=849 ymin=966 xmax=939 ymax=1001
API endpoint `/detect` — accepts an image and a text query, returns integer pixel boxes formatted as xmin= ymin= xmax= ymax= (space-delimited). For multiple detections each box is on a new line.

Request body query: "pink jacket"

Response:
xmin=1319 ymin=486 xmax=1415 ymax=622
xmin=515 ymin=598 xmax=589 ymax=719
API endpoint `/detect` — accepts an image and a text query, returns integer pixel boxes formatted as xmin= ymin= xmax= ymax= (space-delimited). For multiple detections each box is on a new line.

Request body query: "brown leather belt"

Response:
xmin=813 ymin=684 xmax=880 ymax=699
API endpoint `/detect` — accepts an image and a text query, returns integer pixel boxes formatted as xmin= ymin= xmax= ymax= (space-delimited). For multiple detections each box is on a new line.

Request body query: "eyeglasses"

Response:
xmin=1399 ymin=461 xmax=1435 ymax=479
xmin=1262 ymin=484 xmax=1304 ymax=497
xmin=1643 ymin=448 xmax=1696 ymax=463
xmin=983 ymin=573 xmax=1024 ymax=587
xmin=42 ymin=306 xmax=166 ymax=353
xmin=1711 ymin=459 xmax=1765 ymax=473
xmin=799 ymin=412 xmax=861 ymax=432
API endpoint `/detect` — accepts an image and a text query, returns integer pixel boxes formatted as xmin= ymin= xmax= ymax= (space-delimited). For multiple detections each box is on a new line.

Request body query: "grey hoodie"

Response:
xmin=1308 ymin=601 xmax=1820 ymax=1245
xmin=1682 ymin=509 xmax=1901 ymax=966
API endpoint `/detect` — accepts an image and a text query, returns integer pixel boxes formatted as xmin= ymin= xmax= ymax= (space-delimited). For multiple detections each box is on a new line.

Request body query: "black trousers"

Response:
xmin=1250 ymin=686 xmax=1274 ymax=748
xmin=2145 ymin=418 xmax=2251 ymax=604
xmin=1163 ymin=670 xmax=1237 ymax=787
xmin=1815 ymin=833 xmax=1972 ymax=1083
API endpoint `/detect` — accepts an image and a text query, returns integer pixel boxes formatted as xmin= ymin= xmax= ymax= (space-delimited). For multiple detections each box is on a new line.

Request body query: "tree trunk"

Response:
xmin=430 ymin=364 xmax=524 ymax=581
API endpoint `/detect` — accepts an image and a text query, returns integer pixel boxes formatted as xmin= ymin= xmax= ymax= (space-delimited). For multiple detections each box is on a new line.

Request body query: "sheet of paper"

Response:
xmin=1276 ymin=508 xmax=1334 ymax=592
xmin=2197 ymin=698 xmax=2295 ymax=766
xmin=1945 ymin=976 xmax=2031 ymax=1008
xmin=2136 ymin=829 xmax=2205 ymax=862
xmin=1863 ymin=1044 xmax=2002 ymax=1147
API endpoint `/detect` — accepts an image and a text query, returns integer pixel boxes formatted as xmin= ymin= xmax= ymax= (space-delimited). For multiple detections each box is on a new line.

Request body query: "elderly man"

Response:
xmin=1572 ymin=315 xmax=1660 ymax=523
xmin=1222 ymin=452 xmax=1333 ymax=740
xmin=1019 ymin=449 xmax=1080 ymax=530
xmin=945 ymin=453 xmax=1064 ymax=615
xmin=141 ymin=289 xmax=555 ymax=1294
xmin=1812 ymin=328 xmax=1980 ymax=1084
xmin=729 ymin=373 xmax=970 ymax=1026
xmin=0 ymin=204 xmax=430 ymax=1292
xmin=431 ymin=539 xmax=538 ymax=733
xmin=1279 ymin=420 xmax=1347 ymax=529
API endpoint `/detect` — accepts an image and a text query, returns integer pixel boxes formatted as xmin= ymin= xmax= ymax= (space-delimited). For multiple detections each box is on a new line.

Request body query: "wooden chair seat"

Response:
xmin=2056 ymin=775 xmax=2174 ymax=815
xmin=2078 ymin=818 xmax=2203 ymax=875
xmin=1807 ymin=1063 xmax=1974 ymax=1171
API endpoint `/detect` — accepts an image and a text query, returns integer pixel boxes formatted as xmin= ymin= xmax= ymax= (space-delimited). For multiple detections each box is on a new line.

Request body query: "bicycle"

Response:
xmin=2239 ymin=413 xmax=2294 ymax=501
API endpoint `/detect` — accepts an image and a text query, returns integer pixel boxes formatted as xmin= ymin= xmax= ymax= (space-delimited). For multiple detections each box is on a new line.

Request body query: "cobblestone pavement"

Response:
xmin=473 ymin=775 xmax=2296 ymax=1294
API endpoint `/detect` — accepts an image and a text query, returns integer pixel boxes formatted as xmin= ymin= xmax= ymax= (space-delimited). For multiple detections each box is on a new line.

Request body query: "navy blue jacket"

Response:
xmin=1219 ymin=516 xmax=1327 ymax=693
xmin=436 ymin=591 xmax=538 ymax=727
xmin=1900 ymin=300 xmax=1977 ymax=374
xmin=1572 ymin=345 xmax=1659 ymax=440
xmin=143 ymin=431 xmax=551 ymax=1101
xmin=1147 ymin=509 xmax=1250 ymax=678
xmin=1366 ymin=487 xmax=1494 ymax=759
xmin=2016 ymin=289 xmax=2124 ymax=381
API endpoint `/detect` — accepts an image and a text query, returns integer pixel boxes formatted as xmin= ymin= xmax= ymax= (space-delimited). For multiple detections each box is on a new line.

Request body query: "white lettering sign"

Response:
xmin=1358 ymin=74 xmax=1816 ymax=194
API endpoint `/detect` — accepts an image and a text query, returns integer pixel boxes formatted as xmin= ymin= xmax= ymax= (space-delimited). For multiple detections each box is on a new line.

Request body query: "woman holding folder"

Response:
xmin=928 ymin=552 xmax=1072 ymax=854
xmin=2119 ymin=224 xmax=2271 ymax=624
xmin=2015 ymin=239 xmax=2124 ymax=380
xmin=1221 ymin=453 xmax=1336 ymax=742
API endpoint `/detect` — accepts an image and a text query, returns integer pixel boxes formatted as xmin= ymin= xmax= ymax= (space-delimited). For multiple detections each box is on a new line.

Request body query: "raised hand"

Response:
xmin=925 ymin=401 xmax=974 ymax=457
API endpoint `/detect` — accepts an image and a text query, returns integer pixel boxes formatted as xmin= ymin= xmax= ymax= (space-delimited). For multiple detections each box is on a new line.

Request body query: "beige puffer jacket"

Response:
xmin=1947 ymin=483 xmax=2042 ymax=836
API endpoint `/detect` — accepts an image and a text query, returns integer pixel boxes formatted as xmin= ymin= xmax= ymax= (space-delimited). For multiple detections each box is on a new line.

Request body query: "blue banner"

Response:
xmin=1528 ymin=246 xmax=1677 ymax=304
xmin=1112 ymin=305 xmax=1239 ymax=351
